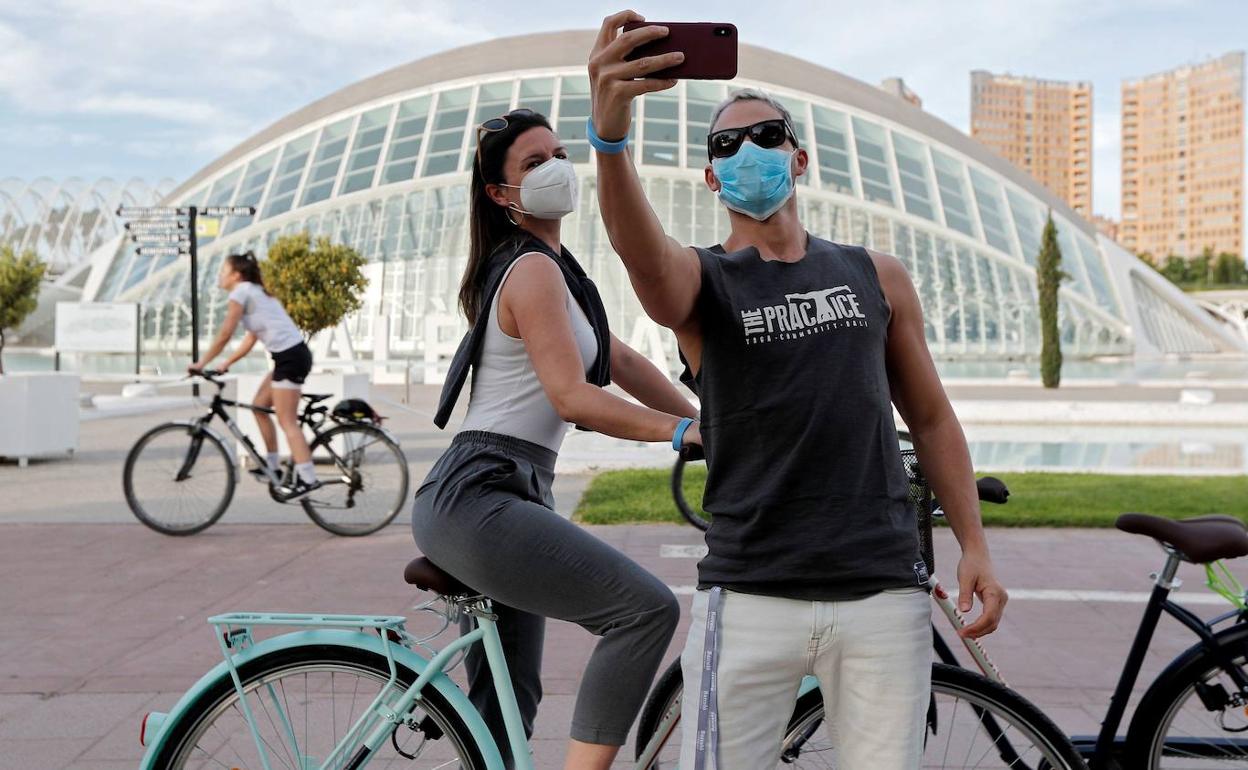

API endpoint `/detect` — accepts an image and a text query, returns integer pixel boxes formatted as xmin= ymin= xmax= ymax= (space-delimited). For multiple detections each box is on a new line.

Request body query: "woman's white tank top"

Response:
xmin=459 ymin=252 xmax=599 ymax=452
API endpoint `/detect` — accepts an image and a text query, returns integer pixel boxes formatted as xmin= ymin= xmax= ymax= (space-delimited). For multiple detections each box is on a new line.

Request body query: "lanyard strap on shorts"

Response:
xmin=694 ymin=586 xmax=723 ymax=770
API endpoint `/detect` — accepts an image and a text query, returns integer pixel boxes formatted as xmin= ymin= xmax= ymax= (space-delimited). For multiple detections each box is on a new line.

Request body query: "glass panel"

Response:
xmin=195 ymin=168 xmax=243 ymax=247
xmin=381 ymin=95 xmax=431 ymax=185
xmin=1052 ymin=215 xmax=1091 ymax=300
xmin=467 ymin=80 xmax=516 ymax=157
xmin=775 ymin=96 xmax=810 ymax=186
xmin=519 ymin=77 xmax=554 ymax=117
xmin=341 ymin=105 xmax=393 ymax=195
xmin=262 ymin=133 xmax=315 ymax=219
xmin=975 ymin=252 xmax=1001 ymax=347
xmin=685 ymin=81 xmax=726 ymax=168
xmin=810 ymin=105 xmax=853 ymax=194
xmin=891 ymin=132 xmax=935 ymax=221
xmin=222 ymin=150 xmax=277 ymax=236
xmin=1076 ymin=233 xmax=1120 ymax=316
xmin=1004 ymin=186 xmax=1044 ymax=267
xmin=557 ymin=76 xmax=592 ymax=163
xmin=852 ymin=117 xmax=895 ymax=206
xmin=422 ymin=87 xmax=472 ymax=176
xmin=641 ymin=93 xmax=679 ymax=167
xmin=298 ymin=117 xmax=353 ymax=207
xmin=930 ymin=149 xmax=975 ymax=238
xmin=967 ymin=167 xmax=1015 ymax=257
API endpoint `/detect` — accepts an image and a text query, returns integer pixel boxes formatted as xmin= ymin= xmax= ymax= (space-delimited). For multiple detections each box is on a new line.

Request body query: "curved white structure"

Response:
xmin=79 ymin=31 xmax=1245 ymax=360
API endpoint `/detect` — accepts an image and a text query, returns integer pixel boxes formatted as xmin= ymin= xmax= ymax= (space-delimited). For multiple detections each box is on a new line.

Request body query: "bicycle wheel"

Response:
xmin=123 ymin=422 xmax=235 ymax=535
xmin=671 ymin=456 xmax=710 ymax=531
xmin=635 ymin=660 xmax=1086 ymax=769
xmin=1127 ymin=622 xmax=1248 ymax=768
xmin=302 ymin=423 xmax=409 ymax=536
xmin=149 ymin=643 xmax=487 ymax=769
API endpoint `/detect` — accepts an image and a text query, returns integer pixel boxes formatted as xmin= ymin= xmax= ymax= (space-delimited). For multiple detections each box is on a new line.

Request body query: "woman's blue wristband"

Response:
xmin=587 ymin=118 xmax=629 ymax=155
xmin=672 ymin=417 xmax=695 ymax=451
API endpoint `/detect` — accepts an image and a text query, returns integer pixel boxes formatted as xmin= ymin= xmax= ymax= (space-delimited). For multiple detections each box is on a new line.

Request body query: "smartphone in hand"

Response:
xmin=622 ymin=22 xmax=738 ymax=80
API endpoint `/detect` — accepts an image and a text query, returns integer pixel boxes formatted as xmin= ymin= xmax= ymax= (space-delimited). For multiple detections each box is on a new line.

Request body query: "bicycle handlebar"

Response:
xmin=187 ymin=368 xmax=227 ymax=388
xmin=976 ymin=476 xmax=1010 ymax=504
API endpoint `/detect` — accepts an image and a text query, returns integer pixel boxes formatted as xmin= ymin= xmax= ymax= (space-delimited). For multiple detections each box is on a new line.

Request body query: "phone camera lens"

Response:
xmin=714 ymin=27 xmax=729 ymax=37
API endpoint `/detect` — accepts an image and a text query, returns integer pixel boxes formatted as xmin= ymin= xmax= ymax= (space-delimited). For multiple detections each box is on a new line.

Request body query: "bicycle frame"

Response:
xmin=1076 ymin=547 xmax=1248 ymax=767
xmin=186 ymin=373 xmax=349 ymax=493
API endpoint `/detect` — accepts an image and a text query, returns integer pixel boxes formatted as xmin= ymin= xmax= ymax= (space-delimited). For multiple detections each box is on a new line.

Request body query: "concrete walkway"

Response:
xmin=0 ymin=521 xmax=1238 ymax=768
xmin=1 ymin=380 xmax=1245 ymax=767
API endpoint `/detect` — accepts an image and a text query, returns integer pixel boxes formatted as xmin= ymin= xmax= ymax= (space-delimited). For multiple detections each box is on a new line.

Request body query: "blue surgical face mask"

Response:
xmin=711 ymin=141 xmax=796 ymax=221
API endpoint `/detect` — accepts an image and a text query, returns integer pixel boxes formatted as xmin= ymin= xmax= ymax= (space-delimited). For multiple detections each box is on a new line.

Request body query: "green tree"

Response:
xmin=1036 ymin=214 xmax=1066 ymax=389
xmin=1212 ymin=251 xmax=1248 ymax=286
xmin=262 ymin=232 xmax=368 ymax=338
xmin=1161 ymin=255 xmax=1189 ymax=286
xmin=1191 ymin=247 xmax=1215 ymax=286
xmin=0 ymin=245 xmax=47 ymax=375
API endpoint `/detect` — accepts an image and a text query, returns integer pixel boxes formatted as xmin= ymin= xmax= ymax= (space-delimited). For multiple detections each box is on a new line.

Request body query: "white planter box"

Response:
xmin=0 ymin=372 xmax=80 ymax=466
xmin=232 ymin=371 xmax=369 ymax=462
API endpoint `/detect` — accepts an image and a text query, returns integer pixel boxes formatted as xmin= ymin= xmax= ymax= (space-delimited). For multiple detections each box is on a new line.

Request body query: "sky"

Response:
xmin=1 ymin=0 xmax=1245 ymax=220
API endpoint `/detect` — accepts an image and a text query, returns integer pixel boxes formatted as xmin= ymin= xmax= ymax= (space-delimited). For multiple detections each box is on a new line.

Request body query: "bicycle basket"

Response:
xmin=901 ymin=449 xmax=935 ymax=578
xmin=331 ymin=398 xmax=382 ymax=424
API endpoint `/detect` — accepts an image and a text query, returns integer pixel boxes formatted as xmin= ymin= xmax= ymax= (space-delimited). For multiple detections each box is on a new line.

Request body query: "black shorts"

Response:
xmin=271 ymin=342 xmax=312 ymax=389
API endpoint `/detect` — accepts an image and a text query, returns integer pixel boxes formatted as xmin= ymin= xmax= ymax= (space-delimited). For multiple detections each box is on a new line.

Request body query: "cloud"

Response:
xmin=78 ymin=94 xmax=231 ymax=124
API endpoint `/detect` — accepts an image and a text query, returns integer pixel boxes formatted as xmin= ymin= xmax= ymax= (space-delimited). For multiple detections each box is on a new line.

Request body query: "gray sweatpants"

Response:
xmin=411 ymin=430 xmax=679 ymax=766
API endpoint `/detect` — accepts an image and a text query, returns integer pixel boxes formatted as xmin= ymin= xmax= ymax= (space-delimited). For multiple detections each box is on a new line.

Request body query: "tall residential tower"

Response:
xmin=971 ymin=71 xmax=1093 ymax=218
xmin=1120 ymin=52 xmax=1244 ymax=261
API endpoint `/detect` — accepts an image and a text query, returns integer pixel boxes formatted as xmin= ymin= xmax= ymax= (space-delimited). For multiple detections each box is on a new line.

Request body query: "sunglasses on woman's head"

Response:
xmin=706 ymin=118 xmax=799 ymax=161
xmin=475 ymin=108 xmax=538 ymax=169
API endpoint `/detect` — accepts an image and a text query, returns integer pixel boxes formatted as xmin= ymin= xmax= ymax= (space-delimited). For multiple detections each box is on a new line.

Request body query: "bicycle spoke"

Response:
xmin=163 ymin=659 xmax=477 ymax=769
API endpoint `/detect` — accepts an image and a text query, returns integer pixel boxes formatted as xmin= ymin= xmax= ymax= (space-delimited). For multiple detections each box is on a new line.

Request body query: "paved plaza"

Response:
xmin=1 ymin=382 xmax=1244 ymax=767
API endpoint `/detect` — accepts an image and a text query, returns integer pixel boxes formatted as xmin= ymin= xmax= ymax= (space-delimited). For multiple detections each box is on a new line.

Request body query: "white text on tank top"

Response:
xmin=459 ymin=252 xmax=599 ymax=452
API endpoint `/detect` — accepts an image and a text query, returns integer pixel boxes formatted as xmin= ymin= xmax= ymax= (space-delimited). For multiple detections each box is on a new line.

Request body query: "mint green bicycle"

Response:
xmin=138 ymin=552 xmax=1087 ymax=769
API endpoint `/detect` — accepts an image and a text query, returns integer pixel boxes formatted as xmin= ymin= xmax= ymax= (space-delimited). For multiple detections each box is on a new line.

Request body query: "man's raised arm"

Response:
xmin=589 ymin=11 xmax=702 ymax=330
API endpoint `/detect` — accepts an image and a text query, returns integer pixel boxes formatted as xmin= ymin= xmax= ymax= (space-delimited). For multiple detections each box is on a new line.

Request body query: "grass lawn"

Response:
xmin=574 ymin=466 xmax=1248 ymax=527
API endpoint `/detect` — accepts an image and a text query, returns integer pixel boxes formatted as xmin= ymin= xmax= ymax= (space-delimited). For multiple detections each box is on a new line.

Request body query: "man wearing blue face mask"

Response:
xmin=589 ymin=13 xmax=1009 ymax=769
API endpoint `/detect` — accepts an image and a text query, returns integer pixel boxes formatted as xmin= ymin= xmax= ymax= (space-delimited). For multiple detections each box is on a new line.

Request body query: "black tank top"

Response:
xmin=687 ymin=235 xmax=925 ymax=600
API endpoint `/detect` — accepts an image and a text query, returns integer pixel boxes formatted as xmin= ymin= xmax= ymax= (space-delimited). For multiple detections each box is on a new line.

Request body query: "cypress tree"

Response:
xmin=1037 ymin=214 xmax=1065 ymax=388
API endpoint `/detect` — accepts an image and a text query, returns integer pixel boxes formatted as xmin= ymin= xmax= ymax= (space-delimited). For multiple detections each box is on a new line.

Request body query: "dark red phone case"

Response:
xmin=622 ymin=22 xmax=738 ymax=80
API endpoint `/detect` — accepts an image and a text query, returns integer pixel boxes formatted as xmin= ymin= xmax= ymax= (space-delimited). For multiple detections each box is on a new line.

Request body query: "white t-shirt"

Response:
xmin=227 ymin=282 xmax=303 ymax=353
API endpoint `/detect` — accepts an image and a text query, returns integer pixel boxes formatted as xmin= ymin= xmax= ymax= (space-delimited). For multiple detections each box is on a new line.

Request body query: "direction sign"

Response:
xmin=125 ymin=221 xmax=187 ymax=232
xmin=116 ymin=206 xmax=190 ymax=218
xmin=135 ymin=246 xmax=185 ymax=257
xmin=200 ymin=206 xmax=256 ymax=217
xmin=130 ymin=233 xmax=192 ymax=244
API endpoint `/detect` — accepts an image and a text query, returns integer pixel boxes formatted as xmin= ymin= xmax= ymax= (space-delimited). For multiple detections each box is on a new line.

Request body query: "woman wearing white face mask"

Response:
xmin=412 ymin=109 xmax=701 ymax=770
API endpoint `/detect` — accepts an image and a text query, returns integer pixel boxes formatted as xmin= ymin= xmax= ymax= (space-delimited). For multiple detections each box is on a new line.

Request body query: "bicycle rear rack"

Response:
xmin=207 ymin=612 xmax=416 ymax=770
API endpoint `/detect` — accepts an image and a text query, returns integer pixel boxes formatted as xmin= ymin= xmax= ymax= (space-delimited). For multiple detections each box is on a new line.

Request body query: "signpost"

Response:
xmin=114 ymin=204 xmax=256 ymax=392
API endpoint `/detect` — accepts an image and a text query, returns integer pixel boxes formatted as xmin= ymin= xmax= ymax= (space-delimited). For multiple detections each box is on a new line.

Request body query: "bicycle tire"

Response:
xmin=635 ymin=660 xmax=1087 ymax=769
xmin=671 ymin=456 xmax=710 ymax=531
xmin=1126 ymin=620 xmax=1248 ymax=768
xmin=302 ymin=423 xmax=409 ymax=536
xmin=149 ymin=643 xmax=488 ymax=769
xmin=123 ymin=422 xmax=235 ymax=536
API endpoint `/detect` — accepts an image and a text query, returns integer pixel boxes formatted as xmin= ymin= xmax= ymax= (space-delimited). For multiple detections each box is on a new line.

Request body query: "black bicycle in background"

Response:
xmin=663 ymin=431 xmax=1248 ymax=767
xmin=122 ymin=369 xmax=408 ymax=536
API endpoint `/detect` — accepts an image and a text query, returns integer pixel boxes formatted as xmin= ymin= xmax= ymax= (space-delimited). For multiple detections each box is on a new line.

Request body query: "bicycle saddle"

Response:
xmin=404 ymin=557 xmax=477 ymax=596
xmin=302 ymin=393 xmax=332 ymax=404
xmin=1116 ymin=513 xmax=1248 ymax=564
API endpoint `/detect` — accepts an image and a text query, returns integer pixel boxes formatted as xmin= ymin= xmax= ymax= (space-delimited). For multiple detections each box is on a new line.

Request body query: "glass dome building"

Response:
xmin=77 ymin=30 xmax=1246 ymax=370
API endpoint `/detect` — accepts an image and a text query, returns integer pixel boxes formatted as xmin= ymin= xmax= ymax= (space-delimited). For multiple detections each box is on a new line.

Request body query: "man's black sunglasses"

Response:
xmin=706 ymin=118 xmax=799 ymax=161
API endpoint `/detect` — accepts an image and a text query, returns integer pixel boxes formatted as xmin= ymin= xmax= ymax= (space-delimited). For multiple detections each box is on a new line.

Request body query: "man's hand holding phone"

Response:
xmin=588 ymin=11 xmax=682 ymax=142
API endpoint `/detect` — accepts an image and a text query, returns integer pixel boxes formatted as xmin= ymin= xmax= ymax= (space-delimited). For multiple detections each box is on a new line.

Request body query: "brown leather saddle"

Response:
xmin=404 ymin=557 xmax=478 ymax=597
xmin=1116 ymin=513 xmax=1248 ymax=564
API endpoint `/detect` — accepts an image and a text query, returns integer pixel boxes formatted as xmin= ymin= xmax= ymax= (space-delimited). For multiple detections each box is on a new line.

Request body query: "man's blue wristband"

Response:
xmin=672 ymin=417 xmax=695 ymax=451
xmin=587 ymin=118 xmax=629 ymax=154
